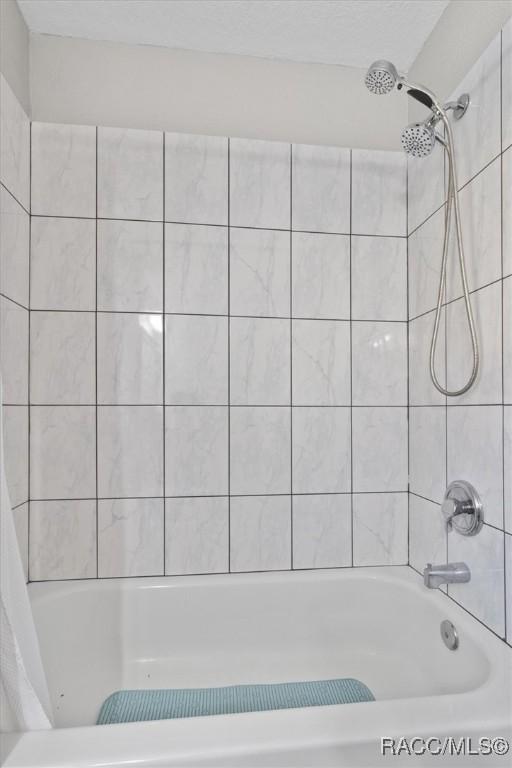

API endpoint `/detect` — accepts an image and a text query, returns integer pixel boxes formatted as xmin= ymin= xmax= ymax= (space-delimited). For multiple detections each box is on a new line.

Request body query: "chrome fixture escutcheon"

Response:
xmin=442 ymin=480 xmax=483 ymax=536
xmin=440 ymin=620 xmax=459 ymax=651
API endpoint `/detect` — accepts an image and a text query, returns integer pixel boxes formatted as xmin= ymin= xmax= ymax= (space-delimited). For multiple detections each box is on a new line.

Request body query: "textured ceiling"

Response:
xmin=17 ymin=0 xmax=449 ymax=71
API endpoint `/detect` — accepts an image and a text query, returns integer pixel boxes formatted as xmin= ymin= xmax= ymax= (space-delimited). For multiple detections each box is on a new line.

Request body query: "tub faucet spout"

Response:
xmin=423 ymin=562 xmax=470 ymax=589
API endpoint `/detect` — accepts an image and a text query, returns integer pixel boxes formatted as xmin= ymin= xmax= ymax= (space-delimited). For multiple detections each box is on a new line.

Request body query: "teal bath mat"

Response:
xmin=97 ymin=678 xmax=374 ymax=724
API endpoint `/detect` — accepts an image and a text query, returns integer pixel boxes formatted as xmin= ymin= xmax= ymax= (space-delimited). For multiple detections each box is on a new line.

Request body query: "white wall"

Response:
xmin=0 ymin=0 xmax=30 ymax=115
xmin=408 ymin=0 xmax=512 ymax=121
xmin=29 ymin=32 xmax=406 ymax=150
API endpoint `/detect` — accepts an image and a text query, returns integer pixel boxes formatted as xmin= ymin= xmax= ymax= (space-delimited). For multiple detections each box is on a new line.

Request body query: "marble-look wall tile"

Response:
xmin=3 ymin=406 xmax=28 ymax=508
xmin=409 ymin=494 xmax=446 ymax=574
xmin=352 ymin=407 xmax=408 ymax=492
xmin=448 ymin=523 xmax=505 ymax=637
xmin=98 ymin=406 xmax=163 ymax=498
xmin=504 ymin=149 xmax=511 ymax=278
xmin=165 ymin=224 xmax=228 ymax=315
xmin=409 ymin=309 xmax=446 ymax=406
xmin=506 ymin=535 xmax=512 ymax=644
xmin=230 ymin=138 xmax=290 ymax=229
xmin=0 ymin=74 xmax=29 ymax=210
xmin=447 ymin=33 xmax=501 ymax=189
xmin=292 ymin=320 xmax=350 ymax=405
xmin=165 ymin=315 xmax=228 ymax=405
xmin=447 ymin=406 xmax=503 ymax=529
xmin=165 ymin=497 xmax=228 ymax=575
xmin=13 ymin=503 xmax=28 ymax=581
xmin=98 ymin=313 xmax=163 ymax=404
xmin=352 ymin=322 xmax=407 ymax=406
xmin=98 ymin=498 xmax=164 ymax=577
xmin=409 ymin=406 xmax=446 ymax=504
xmin=292 ymin=494 xmax=351 ymax=569
xmin=29 ymin=500 xmax=97 ymax=581
xmin=230 ymin=495 xmax=291 ymax=572
xmin=408 ymin=206 xmax=445 ymax=319
xmin=291 ymin=232 xmax=350 ymax=320
xmin=353 ymin=493 xmax=408 ymax=566
xmin=230 ymin=228 xmax=290 ymax=318
xmin=30 ymin=406 xmax=96 ymax=500
xmin=31 ymin=122 xmax=96 ymax=217
xmin=407 ymin=146 xmax=445 ymax=235
xmin=30 ymin=217 xmax=96 ymax=311
xmin=446 ymin=158 xmax=501 ymax=302
xmin=504 ymin=18 xmax=512 ymax=151
xmin=292 ymin=407 xmax=351 ymax=494
xmin=0 ymin=297 xmax=28 ymax=404
xmin=97 ymin=220 xmax=163 ymax=312
xmin=230 ymin=317 xmax=290 ymax=405
xmin=351 ymin=236 xmax=406 ymax=321
xmin=446 ymin=282 xmax=502 ymax=405
xmin=230 ymin=407 xmax=290 ymax=495
xmin=504 ymin=407 xmax=511 ymax=534
xmin=291 ymin=144 xmax=350 ymax=233
xmin=165 ymin=134 xmax=228 ymax=225
xmin=166 ymin=406 xmax=228 ymax=496
xmin=504 ymin=277 xmax=511 ymax=404
xmin=0 ymin=187 xmax=29 ymax=307
xmin=98 ymin=127 xmax=163 ymax=220
xmin=30 ymin=312 xmax=95 ymax=405
xmin=351 ymin=150 xmax=406 ymax=236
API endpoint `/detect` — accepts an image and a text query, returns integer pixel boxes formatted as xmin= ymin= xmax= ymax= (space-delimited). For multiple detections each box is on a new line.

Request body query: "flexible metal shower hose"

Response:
xmin=429 ymin=116 xmax=479 ymax=396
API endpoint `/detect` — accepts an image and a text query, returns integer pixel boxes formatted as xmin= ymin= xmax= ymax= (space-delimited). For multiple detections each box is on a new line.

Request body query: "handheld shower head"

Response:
xmin=365 ymin=60 xmax=399 ymax=95
xmin=400 ymin=121 xmax=436 ymax=158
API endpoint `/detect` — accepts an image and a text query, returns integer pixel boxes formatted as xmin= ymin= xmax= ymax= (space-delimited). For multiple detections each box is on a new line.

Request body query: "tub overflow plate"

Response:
xmin=440 ymin=619 xmax=459 ymax=650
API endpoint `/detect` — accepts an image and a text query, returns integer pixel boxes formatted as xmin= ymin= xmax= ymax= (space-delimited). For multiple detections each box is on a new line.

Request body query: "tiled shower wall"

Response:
xmin=408 ymin=19 xmax=512 ymax=646
xmin=0 ymin=74 xmax=30 ymax=578
xmin=19 ymin=118 xmax=408 ymax=581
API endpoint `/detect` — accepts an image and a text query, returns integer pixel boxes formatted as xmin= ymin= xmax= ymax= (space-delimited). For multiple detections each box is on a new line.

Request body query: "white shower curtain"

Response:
xmin=0 ymin=385 xmax=53 ymax=730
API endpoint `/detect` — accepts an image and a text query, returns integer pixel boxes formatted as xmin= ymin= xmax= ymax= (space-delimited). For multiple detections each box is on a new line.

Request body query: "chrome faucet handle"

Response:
xmin=441 ymin=498 xmax=457 ymax=529
xmin=442 ymin=481 xmax=483 ymax=536
xmin=441 ymin=497 xmax=472 ymax=528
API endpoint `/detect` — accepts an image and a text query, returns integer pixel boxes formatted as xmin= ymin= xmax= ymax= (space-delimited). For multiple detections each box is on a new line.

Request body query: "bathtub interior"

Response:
xmin=28 ymin=568 xmax=491 ymax=729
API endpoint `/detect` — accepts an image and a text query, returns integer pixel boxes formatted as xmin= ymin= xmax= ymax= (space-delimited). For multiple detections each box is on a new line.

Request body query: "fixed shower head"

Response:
xmin=365 ymin=60 xmax=399 ymax=95
xmin=401 ymin=121 xmax=436 ymax=158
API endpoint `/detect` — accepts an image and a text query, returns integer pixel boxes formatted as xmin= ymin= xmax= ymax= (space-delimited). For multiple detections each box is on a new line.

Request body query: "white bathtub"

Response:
xmin=2 ymin=567 xmax=511 ymax=767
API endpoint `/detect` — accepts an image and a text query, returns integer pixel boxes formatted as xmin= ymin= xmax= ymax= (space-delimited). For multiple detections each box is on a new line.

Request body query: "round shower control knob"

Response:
xmin=442 ymin=480 xmax=483 ymax=536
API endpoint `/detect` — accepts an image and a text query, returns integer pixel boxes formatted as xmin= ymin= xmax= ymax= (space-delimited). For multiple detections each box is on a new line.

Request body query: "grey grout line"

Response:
xmin=95 ymin=126 xmax=99 ymax=579
xmin=409 ymin=275 xmax=506 ymax=323
xmin=290 ymin=144 xmax=294 ymax=570
xmin=162 ymin=131 xmax=167 ymax=576
xmin=499 ymin=32 xmax=508 ymax=639
xmin=407 ymin=150 xmax=503 ymax=239
xmin=28 ymin=307 xmax=408 ymax=323
xmin=29 ymin=490 xmax=409 ymax=503
xmin=27 ymin=120 xmax=32 ymax=583
xmin=227 ymin=137 xmax=231 ymax=573
xmin=405 ymin=153 xmax=410 ymax=567
xmin=28 ymin=211 xmax=407 ymax=240
xmin=0 ymin=293 xmax=29 ymax=311
xmin=26 ymin=403 xmax=412 ymax=408
xmin=0 ymin=181 xmax=30 ymax=216
xmin=349 ymin=149 xmax=354 ymax=568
